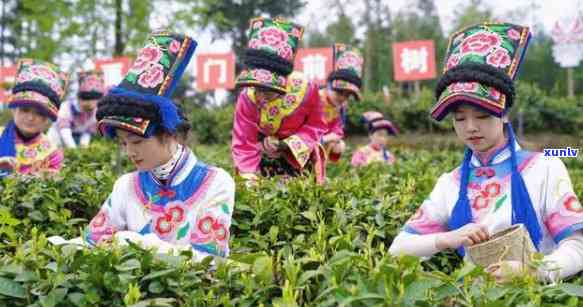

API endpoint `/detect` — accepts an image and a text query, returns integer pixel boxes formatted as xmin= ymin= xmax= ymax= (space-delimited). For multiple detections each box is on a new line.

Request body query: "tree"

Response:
xmin=0 ymin=0 xmax=152 ymax=66
xmin=451 ymin=0 xmax=493 ymax=31
xmin=305 ymin=7 xmax=356 ymax=47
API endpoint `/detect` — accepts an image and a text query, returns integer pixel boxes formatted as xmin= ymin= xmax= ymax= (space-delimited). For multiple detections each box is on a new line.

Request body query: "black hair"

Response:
xmin=96 ymin=94 xmax=161 ymax=123
xmin=244 ymin=48 xmax=293 ymax=76
xmin=13 ymin=81 xmax=61 ymax=108
xmin=327 ymin=68 xmax=362 ymax=89
xmin=78 ymin=91 xmax=104 ymax=100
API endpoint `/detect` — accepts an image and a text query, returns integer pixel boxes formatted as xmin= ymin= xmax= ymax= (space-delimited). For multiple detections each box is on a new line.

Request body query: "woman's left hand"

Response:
xmin=486 ymin=261 xmax=527 ymax=283
xmin=332 ymin=140 xmax=346 ymax=154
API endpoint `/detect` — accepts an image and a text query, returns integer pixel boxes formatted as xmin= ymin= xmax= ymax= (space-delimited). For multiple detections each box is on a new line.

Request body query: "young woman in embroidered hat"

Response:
xmin=389 ymin=23 xmax=583 ymax=282
xmin=84 ymin=32 xmax=235 ymax=261
xmin=351 ymin=111 xmax=398 ymax=167
xmin=231 ymin=17 xmax=327 ymax=185
xmin=0 ymin=59 xmax=67 ymax=178
xmin=321 ymin=44 xmax=365 ymax=163
xmin=50 ymin=70 xmax=104 ymax=148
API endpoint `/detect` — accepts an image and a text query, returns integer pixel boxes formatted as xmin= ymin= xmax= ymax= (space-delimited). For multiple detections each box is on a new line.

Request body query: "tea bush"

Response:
xmin=0 ymin=139 xmax=581 ymax=306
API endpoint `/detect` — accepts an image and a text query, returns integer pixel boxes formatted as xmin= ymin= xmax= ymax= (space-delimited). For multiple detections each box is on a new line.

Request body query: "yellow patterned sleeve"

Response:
xmin=282 ymin=134 xmax=311 ymax=169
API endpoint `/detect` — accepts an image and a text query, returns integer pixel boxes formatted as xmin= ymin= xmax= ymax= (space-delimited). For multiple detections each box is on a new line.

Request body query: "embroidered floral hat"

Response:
xmin=235 ymin=17 xmax=304 ymax=94
xmin=362 ymin=111 xmax=398 ymax=135
xmin=78 ymin=70 xmax=105 ymax=100
xmin=328 ymin=43 xmax=364 ymax=101
xmin=8 ymin=59 xmax=68 ymax=121
xmin=97 ymin=30 xmax=197 ymax=138
xmin=431 ymin=23 xmax=531 ymax=121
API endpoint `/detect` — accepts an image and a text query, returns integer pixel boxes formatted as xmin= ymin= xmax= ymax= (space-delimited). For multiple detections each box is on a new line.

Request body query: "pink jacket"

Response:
xmin=351 ymin=143 xmax=396 ymax=168
xmin=15 ymin=133 xmax=63 ymax=175
xmin=231 ymin=72 xmax=326 ymax=175
xmin=320 ymin=89 xmax=345 ymax=162
xmin=321 ymin=90 xmax=345 ymax=138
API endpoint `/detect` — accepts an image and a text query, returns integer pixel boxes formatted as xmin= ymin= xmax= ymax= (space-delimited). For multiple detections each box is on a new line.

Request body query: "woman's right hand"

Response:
xmin=435 ymin=223 xmax=489 ymax=250
xmin=262 ymin=136 xmax=281 ymax=158
xmin=322 ymin=133 xmax=341 ymax=144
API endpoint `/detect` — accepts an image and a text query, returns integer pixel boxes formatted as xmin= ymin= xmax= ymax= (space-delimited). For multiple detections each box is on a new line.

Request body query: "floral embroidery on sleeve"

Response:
xmin=544 ymin=192 xmax=583 ymax=242
xmin=282 ymin=134 xmax=311 ymax=169
xmin=403 ymin=204 xmax=448 ymax=235
xmin=85 ymin=197 xmax=117 ymax=245
xmin=191 ymin=200 xmax=232 ymax=257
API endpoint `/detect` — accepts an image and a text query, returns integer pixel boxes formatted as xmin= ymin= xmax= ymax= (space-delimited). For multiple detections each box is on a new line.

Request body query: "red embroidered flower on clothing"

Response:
xmin=449 ymin=82 xmax=478 ymax=93
xmin=131 ymin=45 xmax=163 ymax=74
xmin=476 ymin=167 xmax=496 ymax=178
xmin=565 ymin=196 xmax=582 ymax=213
xmin=277 ymin=45 xmax=293 ymax=60
xmin=158 ymin=189 xmax=176 ymax=199
xmin=169 ymin=40 xmax=181 ymax=54
xmin=446 ymin=54 xmax=460 ymax=70
xmin=489 ymin=88 xmax=502 ymax=100
xmin=192 ymin=214 xmax=229 ymax=244
xmin=268 ymin=106 xmax=280 ymax=117
xmin=460 ymin=32 xmax=501 ymax=55
xmin=91 ymin=210 xmax=108 ymax=228
xmin=258 ymin=27 xmax=289 ymax=49
xmin=484 ymin=182 xmax=501 ymax=198
xmin=23 ymin=148 xmax=37 ymax=159
xmin=16 ymin=72 xmax=34 ymax=83
xmin=30 ymin=65 xmax=58 ymax=82
xmin=248 ymin=39 xmax=261 ymax=50
xmin=337 ymin=53 xmax=363 ymax=70
xmin=486 ymin=49 xmax=512 ymax=68
xmin=472 ymin=195 xmax=490 ymax=210
xmin=253 ymin=69 xmax=274 ymax=83
xmin=155 ymin=216 xmax=174 ymax=235
xmin=138 ymin=63 xmax=165 ymax=88
xmin=166 ymin=203 xmax=186 ymax=223
xmin=507 ymin=28 xmax=521 ymax=40
xmin=40 ymin=141 xmax=51 ymax=151
xmin=81 ymin=76 xmax=103 ymax=92
xmin=278 ymin=76 xmax=287 ymax=87
xmin=285 ymin=95 xmax=297 ymax=106
xmin=291 ymin=140 xmax=302 ymax=150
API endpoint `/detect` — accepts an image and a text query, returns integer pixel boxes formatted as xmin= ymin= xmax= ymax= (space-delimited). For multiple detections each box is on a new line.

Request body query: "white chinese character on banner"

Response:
xmin=400 ymin=47 xmax=428 ymax=74
xmin=301 ymin=54 xmax=328 ymax=80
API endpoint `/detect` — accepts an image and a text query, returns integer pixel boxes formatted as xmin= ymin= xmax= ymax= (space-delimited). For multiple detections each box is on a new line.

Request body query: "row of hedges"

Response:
xmin=185 ymin=83 xmax=583 ymax=145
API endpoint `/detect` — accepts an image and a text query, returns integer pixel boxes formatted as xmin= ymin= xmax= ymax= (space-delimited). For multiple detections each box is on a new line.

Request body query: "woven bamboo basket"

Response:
xmin=466 ymin=224 xmax=535 ymax=268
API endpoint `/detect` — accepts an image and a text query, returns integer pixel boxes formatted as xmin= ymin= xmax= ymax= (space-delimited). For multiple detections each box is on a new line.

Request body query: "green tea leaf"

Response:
xmin=253 ymin=256 xmax=273 ymax=285
xmin=559 ymin=284 xmax=583 ymax=297
xmin=148 ymin=281 xmax=164 ymax=294
xmin=141 ymin=269 xmax=177 ymax=282
xmin=115 ymin=259 xmax=142 ymax=272
xmin=0 ymin=277 xmax=25 ymax=298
